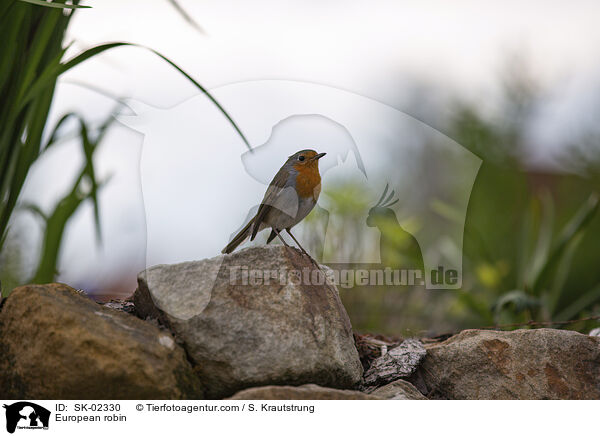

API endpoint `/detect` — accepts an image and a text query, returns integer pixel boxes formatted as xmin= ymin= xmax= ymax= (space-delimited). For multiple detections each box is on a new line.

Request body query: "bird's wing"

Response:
xmin=251 ymin=167 xmax=295 ymax=240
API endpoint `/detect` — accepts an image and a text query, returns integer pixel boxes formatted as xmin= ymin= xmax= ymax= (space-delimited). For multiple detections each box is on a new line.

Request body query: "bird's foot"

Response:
xmin=300 ymin=250 xmax=321 ymax=270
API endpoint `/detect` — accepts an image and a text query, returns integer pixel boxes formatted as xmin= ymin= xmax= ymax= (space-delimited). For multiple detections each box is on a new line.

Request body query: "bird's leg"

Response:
xmin=272 ymin=228 xmax=291 ymax=248
xmin=286 ymin=229 xmax=320 ymax=267
xmin=285 ymin=229 xmax=338 ymax=294
xmin=274 ymin=228 xmax=300 ymax=259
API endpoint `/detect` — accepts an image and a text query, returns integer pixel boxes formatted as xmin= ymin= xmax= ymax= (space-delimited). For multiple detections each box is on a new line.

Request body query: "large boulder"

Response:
xmin=419 ymin=328 xmax=600 ymax=399
xmin=135 ymin=246 xmax=363 ymax=399
xmin=0 ymin=283 xmax=203 ymax=399
xmin=227 ymin=384 xmax=376 ymax=400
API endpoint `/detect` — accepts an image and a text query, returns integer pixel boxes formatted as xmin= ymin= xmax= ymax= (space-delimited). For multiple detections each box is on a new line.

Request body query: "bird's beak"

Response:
xmin=312 ymin=152 xmax=326 ymax=161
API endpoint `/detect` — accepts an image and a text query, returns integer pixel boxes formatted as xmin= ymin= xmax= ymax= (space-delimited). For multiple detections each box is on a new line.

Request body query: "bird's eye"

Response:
xmin=298 ymin=155 xmax=305 ymax=161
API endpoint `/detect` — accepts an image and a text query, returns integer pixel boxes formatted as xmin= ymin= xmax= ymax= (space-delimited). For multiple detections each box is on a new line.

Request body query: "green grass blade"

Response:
xmin=19 ymin=42 xmax=127 ymax=110
xmin=20 ymin=42 xmax=252 ymax=150
xmin=17 ymin=0 xmax=90 ymax=9
xmin=31 ymin=174 xmax=86 ymax=283
xmin=147 ymin=47 xmax=251 ymax=150
xmin=531 ymin=193 xmax=599 ymax=294
xmin=19 ymin=203 xmax=48 ymax=221
xmin=555 ymin=283 xmax=600 ymax=321
xmin=493 ymin=289 xmax=540 ymax=323
xmin=547 ymin=232 xmax=583 ymax=315
xmin=165 ymin=0 xmax=204 ymax=33
xmin=29 ymin=113 xmax=110 ymax=283
xmin=43 ymin=112 xmax=77 ymax=149
xmin=526 ymin=191 xmax=554 ymax=289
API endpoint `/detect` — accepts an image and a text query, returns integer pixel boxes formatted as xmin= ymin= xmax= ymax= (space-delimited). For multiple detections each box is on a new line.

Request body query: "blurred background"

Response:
xmin=2 ymin=0 xmax=600 ymax=337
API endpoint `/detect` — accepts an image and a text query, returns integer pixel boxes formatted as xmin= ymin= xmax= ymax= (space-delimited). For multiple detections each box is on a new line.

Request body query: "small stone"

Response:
xmin=362 ymin=338 xmax=426 ymax=389
xmin=102 ymin=299 xmax=135 ymax=314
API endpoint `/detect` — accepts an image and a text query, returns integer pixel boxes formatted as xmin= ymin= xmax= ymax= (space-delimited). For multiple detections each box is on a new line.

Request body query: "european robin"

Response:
xmin=222 ymin=149 xmax=326 ymax=258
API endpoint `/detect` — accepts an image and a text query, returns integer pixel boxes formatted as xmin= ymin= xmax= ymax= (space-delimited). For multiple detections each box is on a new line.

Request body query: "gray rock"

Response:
xmin=135 ymin=245 xmax=363 ymax=399
xmin=362 ymin=338 xmax=426 ymax=388
xmin=228 ymin=384 xmax=376 ymax=400
xmin=101 ymin=299 xmax=135 ymax=314
xmin=370 ymin=379 xmax=428 ymax=400
xmin=0 ymin=283 xmax=203 ymax=399
xmin=420 ymin=328 xmax=600 ymax=399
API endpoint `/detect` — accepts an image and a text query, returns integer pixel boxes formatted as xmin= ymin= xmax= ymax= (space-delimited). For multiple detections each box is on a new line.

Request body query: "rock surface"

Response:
xmin=362 ymin=338 xmax=426 ymax=388
xmin=420 ymin=328 xmax=600 ymax=399
xmin=0 ymin=283 xmax=203 ymax=399
xmin=370 ymin=380 xmax=428 ymax=400
xmin=228 ymin=384 xmax=376 ymax=400
xmin=135 ymin=246 xmax=363 ymax=399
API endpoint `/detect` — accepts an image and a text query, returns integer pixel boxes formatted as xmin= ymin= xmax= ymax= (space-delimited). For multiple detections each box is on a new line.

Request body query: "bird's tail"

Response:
xmin=222 ymin=217 xmax=255 ymax=254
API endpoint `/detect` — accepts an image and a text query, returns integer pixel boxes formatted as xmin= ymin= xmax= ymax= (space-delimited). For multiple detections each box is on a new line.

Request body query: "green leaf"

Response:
xmin=547 ymin=232 xmax=583 ymax=315
xmin=43 ymin=112 xmax=77 ymax=150
xmin=32 ymin=179 xmax=87 ymax=283
xmin=20 ymin=203 xmax=49 ymax=222
xmin=527 ymin=191 xmax=554 ymax=288
xmin=19 ymin=43 xmax=127 ymax=110
xmin=17 ymin=0 xmax=91 ymax=9
xmin=77 ymin=117 xmax=104 ymax=242
xmin=19 ymin=42 xmax=252 ymax=151
xmin=31 ymin=114 xmax=110 ymax=283
xmin=555 ymin=283 xmax=600 ymax=321
xmin=147 ymin=48 xmax=251 ymax=151
xmin=493 ymin=289 xmax=541 ymax=320
xmin=531 ymin=193 xmax=599 ymax=294
xmin=165 ymin=0 xmax=204 ymax=33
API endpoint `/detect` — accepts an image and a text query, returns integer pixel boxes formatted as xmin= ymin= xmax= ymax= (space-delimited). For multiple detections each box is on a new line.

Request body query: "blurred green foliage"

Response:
xmin=451 ymin=69 xmax=600 ymax=333
xmin=24 ymin=114 xmax=114 ymax=284
xmin=0 ymin=0 xmax=90 ymax=297
xmin=0 ymin=0 xmax=247 ymax=297
xmin=320 ymin=70 xmax=600 ymax=336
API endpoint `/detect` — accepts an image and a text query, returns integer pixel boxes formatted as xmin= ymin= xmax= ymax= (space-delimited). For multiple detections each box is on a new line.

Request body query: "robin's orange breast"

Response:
xmin=294 ymin=163 xmax=321 ymax=201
